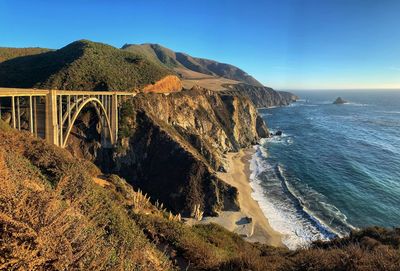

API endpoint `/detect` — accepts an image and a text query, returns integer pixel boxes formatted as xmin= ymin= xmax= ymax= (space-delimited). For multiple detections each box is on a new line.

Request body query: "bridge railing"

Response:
xmin=0 ymin=88 xmax=135 ymax=148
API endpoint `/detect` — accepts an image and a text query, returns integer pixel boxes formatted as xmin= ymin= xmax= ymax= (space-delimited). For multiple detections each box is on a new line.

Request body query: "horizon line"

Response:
xmin=275 ymin=87 xmax=400 ymax=92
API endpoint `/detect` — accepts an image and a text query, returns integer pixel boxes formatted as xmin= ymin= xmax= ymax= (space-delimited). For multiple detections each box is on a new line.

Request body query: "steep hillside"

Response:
xmin=1 ymin=122 xmax=399 ymax=270
xmin=122 ymin=43 xmax=263 ymax=87
xmin=0 ymin=40 xmax=173 ymax=91
xmin=113 ymin=88 xmax=269 ymax=215
xmin=0 ymin=47 xmax=51 ymax=63
xmin=0 ymin=123 xmax=173 ymax=270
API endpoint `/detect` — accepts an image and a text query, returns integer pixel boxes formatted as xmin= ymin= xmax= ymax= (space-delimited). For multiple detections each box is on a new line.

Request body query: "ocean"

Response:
xmin=251 ymin=90 xmax=400 ymax=249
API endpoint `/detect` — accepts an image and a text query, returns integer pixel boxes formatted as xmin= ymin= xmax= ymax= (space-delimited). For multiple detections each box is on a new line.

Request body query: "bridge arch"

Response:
xmin=61 ymin=97 xmax=114 ymax=148
xmin=0 ymin=88 xmax=135 ymax=148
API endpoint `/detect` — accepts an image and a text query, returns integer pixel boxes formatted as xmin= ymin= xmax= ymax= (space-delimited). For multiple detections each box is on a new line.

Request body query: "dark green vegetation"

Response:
xmin=0 ymin=40 xmax=172 ymax=91
xmin=0 ymin=47 xmax=51 ymax=63
xmin=1 ymin=122 xmax=399 ymax=270
xmin=122 ymin=43 xmax=264 ymax=86
xmin=0 ymin=40 xmax=264 ymax=92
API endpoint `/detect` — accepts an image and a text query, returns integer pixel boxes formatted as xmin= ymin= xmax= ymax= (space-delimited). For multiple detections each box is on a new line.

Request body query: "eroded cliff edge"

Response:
xmin=111 ymin=88 xmax=269 ymax=216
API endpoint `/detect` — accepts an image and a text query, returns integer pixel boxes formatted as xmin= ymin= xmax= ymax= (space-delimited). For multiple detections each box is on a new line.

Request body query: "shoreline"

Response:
xmin=202 ymin=148 xmax=284 ymax=247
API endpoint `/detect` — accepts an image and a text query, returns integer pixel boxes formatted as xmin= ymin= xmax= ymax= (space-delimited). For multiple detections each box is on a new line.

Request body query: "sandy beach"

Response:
xmin=201 ymin=148 xmax=284 ymax=247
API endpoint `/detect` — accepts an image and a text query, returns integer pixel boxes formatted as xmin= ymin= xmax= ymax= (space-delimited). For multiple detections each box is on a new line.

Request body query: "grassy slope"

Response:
xmin=122 ymin=43 xmax=264 ymax=87
xmin=1 ymin=122 xmax=399 ymax=270
xmin=0 ymin=47 xmax=51 ymax=63
xmin=0 ymin=124 xmax=173 ymax=270
xmin=0 ymin=40 xmax=173 ymax=91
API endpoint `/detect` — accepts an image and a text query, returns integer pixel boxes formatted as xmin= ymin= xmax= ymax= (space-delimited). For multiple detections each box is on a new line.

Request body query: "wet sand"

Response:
xmin=204 ymin=148 xmax=284 ymax=247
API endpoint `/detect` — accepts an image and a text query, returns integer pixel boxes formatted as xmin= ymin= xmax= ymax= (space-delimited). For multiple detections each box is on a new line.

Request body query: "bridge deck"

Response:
xmin=0 ymin=87 xmax=135 ymax=97
xmin=0 ymin=88 xmax=49 ymax=97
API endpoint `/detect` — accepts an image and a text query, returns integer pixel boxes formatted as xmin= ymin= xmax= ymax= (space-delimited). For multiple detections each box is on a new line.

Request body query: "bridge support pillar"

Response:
xmin=45 ymin=90 xmax=59 ymax=146
xmin=11 ymin=96 xmax=16 ymax=129
xmin=29 ymin=96 xmax=34 ymax=134
xmin=111 ymin=94 xmax=118 ymax=144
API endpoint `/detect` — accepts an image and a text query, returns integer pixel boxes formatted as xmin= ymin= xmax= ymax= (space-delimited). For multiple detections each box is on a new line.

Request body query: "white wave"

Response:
xmin=376 ymin=110 xmax=400 ymax=114
xmin=345 ymin=102 xmax=369 ymax=107
xmin=281 ymin=171 xmax=356 ymax=237
xmin=319 ymin=101 xmax=334 ymax=104
xmin=299 ymin=104 xmax=318 ymax=107
xmin=261 ymin=113 xmax=273 ymax=116
xmin=248 ymin=147 xmax=352 ymax=249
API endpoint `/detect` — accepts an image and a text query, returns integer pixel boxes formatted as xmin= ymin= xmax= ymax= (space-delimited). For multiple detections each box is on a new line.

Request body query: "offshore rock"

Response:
xmin=333 ymin=97 xmax=348 ymax=104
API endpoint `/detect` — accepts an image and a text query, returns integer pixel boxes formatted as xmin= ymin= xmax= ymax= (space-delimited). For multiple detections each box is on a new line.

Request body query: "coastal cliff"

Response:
xmin=111 ymin=88 xmax=269 ymax=216
xmin=225 ymin=84 xmax=298 ymax=108
xmin=63 ymin=86 xmax=296 ymax=222
xmin=63 ymin=88 xmax=270 ymax=216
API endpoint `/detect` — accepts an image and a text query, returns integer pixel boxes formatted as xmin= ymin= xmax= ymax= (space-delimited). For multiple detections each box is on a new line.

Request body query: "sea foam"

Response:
xmin=249 ymin=144 xmax=345 ymax=249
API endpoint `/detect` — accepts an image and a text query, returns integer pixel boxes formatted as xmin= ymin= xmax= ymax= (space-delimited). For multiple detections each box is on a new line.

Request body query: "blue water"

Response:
xmin=251 ymin=90 xmax=400 ymax=249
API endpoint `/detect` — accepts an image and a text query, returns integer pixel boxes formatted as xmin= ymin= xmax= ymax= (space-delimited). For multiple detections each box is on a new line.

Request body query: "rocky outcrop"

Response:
xmin=112 ymin=111 xmax=240 ymax=216
xmin=125 ymin=87 xmax=268 ymax=170
xmin=142 ymin=75 xmax=183 ymax=93
xmin=333 ymin=97 xmax=348 ymax=104
xmin=109 ymin=88 xmax=268 ymax=216
xmin=224 ymin=83 xmax=298 ymax=108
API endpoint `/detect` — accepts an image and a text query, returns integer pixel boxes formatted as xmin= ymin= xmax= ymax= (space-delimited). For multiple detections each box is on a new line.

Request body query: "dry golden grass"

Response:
xmin=143 ymin=75 xmax=183 ymax=93
xmin=182 ymin=77 xmax=241 ymax=91
xmin=0 ymin=126 xmax=174 ymax=270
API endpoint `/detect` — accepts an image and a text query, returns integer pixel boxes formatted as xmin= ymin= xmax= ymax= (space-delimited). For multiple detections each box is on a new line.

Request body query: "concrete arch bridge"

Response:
xmin=0 ymin=88 xmax=135 ymax=148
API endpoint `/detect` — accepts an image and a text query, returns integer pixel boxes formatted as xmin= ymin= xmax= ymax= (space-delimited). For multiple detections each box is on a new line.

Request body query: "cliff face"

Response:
xmin=109 ymin=88 xmax=268 ymax=216
xmin=58 ymin=86 xmax=292 ymax=217
xmin=225 ymin=84 xmax=298 ymax=108
xmin=112 ymin=110 xmax=240 ymax=216
xmin=128 ymin=88 xmax=268 ymax=168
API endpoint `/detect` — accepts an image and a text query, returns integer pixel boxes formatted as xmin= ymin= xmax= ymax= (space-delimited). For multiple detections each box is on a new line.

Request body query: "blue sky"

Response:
xmin=0 ymin=0 xmax=399 ymax=90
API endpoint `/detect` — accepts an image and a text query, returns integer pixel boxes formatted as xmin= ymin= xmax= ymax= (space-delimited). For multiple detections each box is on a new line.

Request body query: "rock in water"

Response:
xmin=275 ymin=130 xmax=283 ymax=136
xmin=333 ymin=97 xmax=348 ymax=104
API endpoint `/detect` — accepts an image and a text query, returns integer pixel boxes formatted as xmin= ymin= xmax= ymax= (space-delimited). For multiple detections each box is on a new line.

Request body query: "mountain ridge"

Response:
xmin=122 ymin=43 xmax=264 ymax=87
xmin=0 ymin=40 xmax=173 ymax=91
xmin=0 ymin=39 xmax=297 ymax=108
